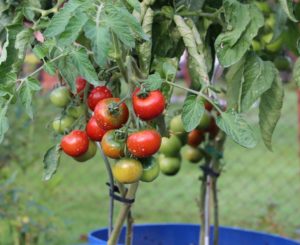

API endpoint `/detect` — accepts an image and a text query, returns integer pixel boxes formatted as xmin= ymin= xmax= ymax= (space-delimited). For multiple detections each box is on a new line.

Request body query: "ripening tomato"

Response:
xmin=159 ymin=135 xmax=182 ymax=157
xmin=158 ymin=154 xmax=181 ymax=176
xmin=75 ymin=77 xmax=87 ymax=97
xmin=187 ymin=129 xmax=205 ymax=147
xmin=86 ymin=117 xmax=106 ymax=141
xmin=50 ymin=87 xmax=71 ymax=108
xmin=140 ymin=157 xmax=160 ymax=182
xmin=127 ymin=130 xmax=161 ymax=158
xmin=94 ymin=98 xmax=129 ymax=130
xmin=197 ymin=111 xmax=212 ymax=130
xmin=52 ymin=115 xmax=75 ymax=133
xmin=112 ymin=158 xmax=143 ymax=184
xmin=132 ymin=88 xmax=165 ymax=120
xmin=61 ymin=130 xmax=89 ymax=157
xmin=74 ymin=140 xmax=97 ymax=162
xmin=181 ymin=145 xmax=204 ymax=163
xmin=87 ymin=86 xmax=113 ymax=111
xmin=101 ymin=130 xmax=125 ymax=159
xmin=207 ymin=117 xmax=219 ymax=139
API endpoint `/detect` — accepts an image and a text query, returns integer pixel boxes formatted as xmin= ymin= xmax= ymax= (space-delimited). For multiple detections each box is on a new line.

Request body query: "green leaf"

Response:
xmin=83 ymin=20 xmax=110 ymax=67
xmin=279 ymin=0 xmax=297 ymax=22
xmin=33 ymin=39 xmax=56 ymax=59
xmin=19 ymin=77 xmax=41 ymax=119
xmin=57 ymin=11 xmax=88 ymax=46
xmin=126 ymin=0 xmax=141 ymax=12
xmin=292 ymin=57 xmax=300 ymax=87
xmin=44 ymin=62 xmax=56 ymax=76
xmin=0 ymin=29 xmax=9 ymax=65
xmin=182 ymin=95 xmax=205 ymax=132
xmin=259 ymin=70 xmax=284 ymax=151
xmin=15 ymin=28 xmax=33 ymax=59
xmin=215 ymin=1 xmax=264 ymax=67
xmin=0 ymin=98 xmax=10 ymax=144
xmin=216 ymin=110 xmax=257 ymax=148
xmin=43 ymin=144 xmax=61 ymax=181
xmin=44 ymin=0 xmax=86 ymax=37
xmin=240 ymin=54 xmax=274 ymax=111
xmin=70 ymin=48 xmax=99 ymax=86
xmin=57 ymin=54 xmax=78 ymax=93
xmin=142 ymin=73 xmax=163 ymax=91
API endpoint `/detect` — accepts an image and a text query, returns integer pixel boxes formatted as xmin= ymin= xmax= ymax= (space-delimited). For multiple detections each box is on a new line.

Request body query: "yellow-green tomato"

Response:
xmin=67 ymin=104 xmax=85 ymax=119
xmin=181 ymin=145 xmax=204 ymax=163
xmin=197 ymin=111 xmax=211 ymax=130
xmin=252 ymin=40 xmax=262 ymax=52
xmin=261 ymin=32 xmax=273 ymax=45
xmin=265 ymin=35 xmax=284 ymax=53
xmin=170 ymin=115 xmax=185 ymax=135
xmin=159 ymin=135 xmax=182 ymax=157
xmin=52 ymin=115 xmax=75 ymax=133
xmin=255 ymin=1 xmax=271 ymax=14
xmin=158 ymin=154 xmax=181 ymax=176
xmin=112 ymin=158 xmax=143 ymax=184
xmin=265 ymin=14 xmax=275 ymax=29
xmin=140 ymin=157 xmax=160 ymax=182
xmin=50 ymin=87 xmax=71 ymax=108
xmin=74 ymin=140 xmax=97 ymax=162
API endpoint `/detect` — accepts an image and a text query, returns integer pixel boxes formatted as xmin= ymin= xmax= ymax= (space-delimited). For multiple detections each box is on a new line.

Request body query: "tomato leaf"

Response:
xmin=292 ymin=57 xmax=300 ymax=87
xmin=278 ymin=0 xmax=297 ymax=22
xmin=216 ymin=110 xmax=257 ymax=148
xmin=57 ymin=54 xmax=78 ymax=93
xmin=0 ymin=98 xmax=10 ymax=144
xmin=57 ymin=12 xmax=88 ymax=46
xmin=240 ymin=54 xmax=275 ymax=111
xmin=43 ymin=144 xmax=62 ymax=181
xmin=259 ymin=70 xmax=284 ymax=151
xmin=215 ymin=1 xmax=264 ymax=67
xmin=142 ymin=73 xmax=163 ymax=91
xmin=15 ymin=28 xmax=33 ymax=59
xmin=44 ymin=62 xmax=56 ymax=76
xmin=70 ymin=48 xmax=99 ymax=86
xmin=33 ymin=39 xmax=56 ymax=59
xmin=0 ymin=30 xmax=9 ymax=65
xmin=126 ymin=0 xmax=141 ymax=12
xmin=182 ymin=95 xmax=204 ymax=132
xmin=83 ymin=21 xmax=110 ymax=67
xmin=19 ymin=77 xmax=41 ymax=119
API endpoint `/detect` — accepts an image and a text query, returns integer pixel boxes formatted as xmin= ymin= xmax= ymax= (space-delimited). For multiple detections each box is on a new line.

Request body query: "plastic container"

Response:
xmin=88 ymin=223 xmax=300 ymax=245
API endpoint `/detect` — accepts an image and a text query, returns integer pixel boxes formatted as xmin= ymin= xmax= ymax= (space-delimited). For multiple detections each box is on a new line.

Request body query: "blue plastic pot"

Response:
xmin=88 ymin=224 xmax=300 ymax=245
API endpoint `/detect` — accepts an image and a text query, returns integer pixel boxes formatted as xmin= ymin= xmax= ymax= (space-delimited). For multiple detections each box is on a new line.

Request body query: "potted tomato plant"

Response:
xmin=1 ymin=0 xmax=300 ymax=245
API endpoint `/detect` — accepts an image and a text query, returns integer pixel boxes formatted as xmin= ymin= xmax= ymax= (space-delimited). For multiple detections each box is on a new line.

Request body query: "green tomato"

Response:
xmin=265 ymin=14 xmax=275 ymax=30
xmin=261 ymin=32 xmax=273 ymax=45
xmin=266 ymin=35 xmax=284 ymax=53
xmin=181 ymin=145 xmax=204 ymax=163
xmin=197 ymin=111 xmax=211 ymax=130
xmin=50 ymin=87 xmax=71 ymax=108
xmin=159 ymin=135 xmax=182 ymax=157
xmin=74 ymin=140 xmax=97 ymax=162
xmin=252 ymin=40 xmax=262 ymax=52
xmin=255 ymin=1 xmax=271 ymax=14
xmin=67 ymin=104 xmax=86 ymax=119
xmin=274 ymin=56 xmax=292 ymax=71
xmin=52 ymin=115 xmax=75 ymax=133
xmin=170 ymin=115 xmax=185 ymax=135
xmin=158 ymin=154 xmax=181 ymax=176
xmin=140 ymin=157 xmax=160 ymax=182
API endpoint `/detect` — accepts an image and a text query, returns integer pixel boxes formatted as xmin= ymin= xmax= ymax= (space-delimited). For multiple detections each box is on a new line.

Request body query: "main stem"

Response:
xmin=212 ymin=178 xmax=219 ymax=245
xmin=199 ymin=174 xmax=207 ymax=245
xmin=107 ymin=182 xmax=139 ymax=245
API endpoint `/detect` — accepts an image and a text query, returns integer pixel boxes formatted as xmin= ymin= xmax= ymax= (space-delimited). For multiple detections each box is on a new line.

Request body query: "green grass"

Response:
xmin=2 ymin=87 xmax=300 ymax=244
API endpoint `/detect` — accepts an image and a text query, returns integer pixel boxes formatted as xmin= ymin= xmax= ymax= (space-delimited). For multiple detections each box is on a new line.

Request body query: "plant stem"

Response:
xmin=107 ymin=182 xmax=139 ymax=245
xmin=199 ymin=174 xmax=207 ymax=245
xmin=97 ymin=143 xmax=114 ymax=237
xmin=125 ymin=210 xmax=134 ymax=245
xmin=204 ymin=173 xmax=211 ymax=245
xmin=212 ymin=178 xmax=219 ymax=245
xmin=112 ymin=33 xmax=128 ymax=83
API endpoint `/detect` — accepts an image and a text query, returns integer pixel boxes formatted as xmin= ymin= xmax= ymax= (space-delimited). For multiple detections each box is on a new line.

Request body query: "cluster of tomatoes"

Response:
xmin=49 ymin=78 xmax=166 ymax=184
xmin=158 ymin=101 xmax=219 ymax=176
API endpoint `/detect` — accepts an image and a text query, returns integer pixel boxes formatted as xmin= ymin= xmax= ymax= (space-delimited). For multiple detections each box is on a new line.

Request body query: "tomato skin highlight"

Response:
xmin=101 ymin=130 xmax=125 ymax=159
xmin=94 ymin=98 xmax=129 ymax=130
xmin=87 ymin=86 xmax=113 ymax=111
xmin=61 ymin=130 xmax=89 ymax=157
xmin=132 ymin=88 xmax=165 ymax=120
xmin=127 ymin=130 xmax=161 ymax=158
xmin=86 ymin=117 xmax=106 ymax=141
xmin=187 ymin=129 xmax=205 ymax=147
xmin=112 ymin=158 xmax=143 ymax=184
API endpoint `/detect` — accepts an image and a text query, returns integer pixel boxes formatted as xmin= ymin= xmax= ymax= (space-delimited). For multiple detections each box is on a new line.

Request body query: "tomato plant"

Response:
xmin=1 ymin=0 xmax=299 ymax=244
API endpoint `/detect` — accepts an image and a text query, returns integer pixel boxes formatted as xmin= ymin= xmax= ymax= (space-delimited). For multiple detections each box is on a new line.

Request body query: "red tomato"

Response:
xmin=132 ymin=88 xmax=165 ymax=120
xmin=187 ymin=129 xmax=205 ymax=147
xmin=61 ymin=130 xmax=89 ymax=157
xmin=204 ymin=100 xmax=213 ymax=111
xmin=207 ymin=118 xmax=219 ymax=139
xmin=86 ymin=116 xmax=106 ymax=141
xmin=127 ymin=130 xmax=161 ymax=158
xmin=94 ymin=98 xmax=129 ymax=130
xmin=87 ymin=86 xmax=113 ymax=111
